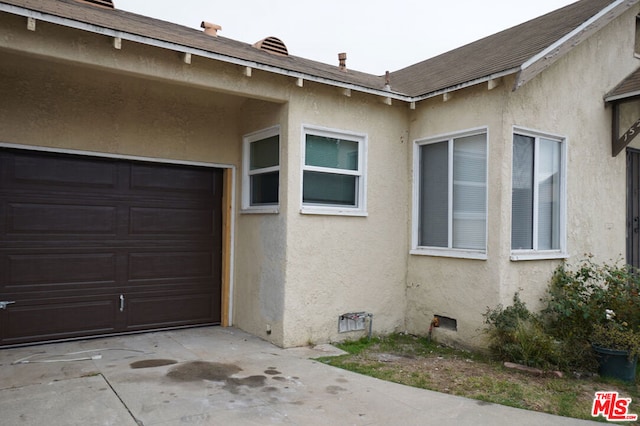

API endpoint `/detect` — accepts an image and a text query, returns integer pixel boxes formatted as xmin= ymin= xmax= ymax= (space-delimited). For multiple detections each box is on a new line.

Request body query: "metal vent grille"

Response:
xmin=253 ymin=37 xmax=288 ymax=56
xmin=74 ymin=0 xmax=115 ymax=8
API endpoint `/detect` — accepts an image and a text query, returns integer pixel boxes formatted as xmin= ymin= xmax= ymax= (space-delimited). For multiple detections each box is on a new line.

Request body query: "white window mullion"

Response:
xmin=248 ymin=165 xmax=279 ymax=176
xmin=303 ymin=165 xmax=361 ymax=176
xmin=448 ymin=139 xmax=455 ymax=249
xmin=531 ymin=137 xmax=540 ymax=251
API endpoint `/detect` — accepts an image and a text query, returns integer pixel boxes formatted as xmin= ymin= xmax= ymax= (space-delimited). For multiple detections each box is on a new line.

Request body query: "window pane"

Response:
xmin=251 ymin=171 xmax=279 ymax=205
xmin=512 ymin=135 xmax=534 ymax=249
xmin=453 ymin=135 xmax=486 ymax=250
xmin=303 ymin=171 xmax=356 ymax=205
xmin=250 ymin=135 xmax=279 ymax=170
xmin=419 ymin=142 xmax=449 ymax=247
xmin=305 ymin=135 xmax=358 ymax=170
xmin=537 ymin=138 xmax=561 ymax=250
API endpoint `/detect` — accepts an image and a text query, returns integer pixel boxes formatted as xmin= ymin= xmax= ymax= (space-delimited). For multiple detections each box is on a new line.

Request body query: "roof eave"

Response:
xmin=605 ymin=90 xmax=640 ymax=102
xmin=0 ymin=3 xmax=414 ymax=103
xmin=410 ymin=68 xmax=521 ymax=102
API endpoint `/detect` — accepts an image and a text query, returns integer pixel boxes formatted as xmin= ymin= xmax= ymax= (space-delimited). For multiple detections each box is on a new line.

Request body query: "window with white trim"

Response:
xmin=242 ymin=126 xmax=279 ymax=212
xmin=413 ymin=130 xmax=488 ymax=257
xmin=511 ymin=130 xmax=566 ymax=257
xmin=301 ymin=126 xmax=367 ymax=215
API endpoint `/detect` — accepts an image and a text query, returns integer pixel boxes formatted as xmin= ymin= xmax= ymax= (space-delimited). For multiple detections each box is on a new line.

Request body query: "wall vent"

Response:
xmin=253 ymin=37 xmax=288 ymax=56
xmin=74 ymin=0 xmax=115 ymax=8
xmin=435 ymin=315 xmax=457 ymax=331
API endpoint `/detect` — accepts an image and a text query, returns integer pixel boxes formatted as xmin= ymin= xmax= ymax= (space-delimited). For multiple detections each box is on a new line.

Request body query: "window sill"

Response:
xmin=410 ymin=248 xmax=487 ymax=260
xmin=510 ymin=251 xmax=568 ymax=261
xmin=300 ymin=206 xmax=368 ymax=217
xmin=240 ymin=206 xmax=279 ymax=214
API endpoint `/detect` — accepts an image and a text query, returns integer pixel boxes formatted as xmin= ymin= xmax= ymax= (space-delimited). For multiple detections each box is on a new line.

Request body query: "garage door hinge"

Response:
xmin=119 ymin=295 xmax=124 ymax=312
xmin=0 ymin=301 xmax=15 ymax=309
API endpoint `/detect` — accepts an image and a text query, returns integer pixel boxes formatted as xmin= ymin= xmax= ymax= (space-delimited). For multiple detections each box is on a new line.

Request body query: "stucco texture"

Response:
xmin=405 ymin=4 xmax=640 ymax=349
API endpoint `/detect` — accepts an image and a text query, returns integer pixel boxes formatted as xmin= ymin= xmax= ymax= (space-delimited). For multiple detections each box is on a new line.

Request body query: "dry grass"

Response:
xmin=318 ymin=334 xmax=640 ymax=424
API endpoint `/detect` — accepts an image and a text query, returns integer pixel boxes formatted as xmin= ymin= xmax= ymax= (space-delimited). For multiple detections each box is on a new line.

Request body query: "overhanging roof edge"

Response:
xmin=0 ymin=3 xmax=414 ymax=102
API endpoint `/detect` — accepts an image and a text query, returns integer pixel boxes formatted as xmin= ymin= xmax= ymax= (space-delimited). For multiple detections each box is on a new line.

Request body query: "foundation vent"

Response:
xmin=74 ymin=0 xmax=115 ymax=8
xmin=253 ymin=37 xmax=288 ymax=56
xmin=434 ymin=315 xmax=457 ymax=331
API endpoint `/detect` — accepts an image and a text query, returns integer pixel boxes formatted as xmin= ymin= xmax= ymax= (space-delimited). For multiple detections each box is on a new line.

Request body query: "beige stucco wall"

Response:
xmin=405 ymin=4 xmax=640 ymax=349
xmin=3 ymin=4 xmax=639 ymax=351
xmin=280 ymin=86 xmax=410 ymax=347
xmin=0 ymin=13 xmax=292 ymax=345
xmin=233 ymin=99 xmax=288 ymax=344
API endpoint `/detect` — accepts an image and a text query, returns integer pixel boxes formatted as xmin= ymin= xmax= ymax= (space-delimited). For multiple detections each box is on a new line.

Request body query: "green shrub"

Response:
xmin=483 ymin=293 xmax=562 ymax=370
xmin=485 ymin=257 xmax=640 ymax=373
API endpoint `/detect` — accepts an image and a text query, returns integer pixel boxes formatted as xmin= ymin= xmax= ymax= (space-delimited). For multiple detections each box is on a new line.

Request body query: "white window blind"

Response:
xmin=511 ymin=132 xmax=563 ymax=252
xmin=418 ymin=131 xmax=487 ymax=251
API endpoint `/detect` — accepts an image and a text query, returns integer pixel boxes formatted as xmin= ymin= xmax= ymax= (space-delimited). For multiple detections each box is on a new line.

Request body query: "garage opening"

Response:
xmin=0 ymin=148 xmax=223 ymax=346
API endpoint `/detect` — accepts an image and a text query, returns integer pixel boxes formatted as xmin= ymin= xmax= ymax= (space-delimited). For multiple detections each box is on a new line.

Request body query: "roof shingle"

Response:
xmin=0 ymin=0 xmax=628 ymax=99
xmin=387 ymin=0 xmax=617 ymax=97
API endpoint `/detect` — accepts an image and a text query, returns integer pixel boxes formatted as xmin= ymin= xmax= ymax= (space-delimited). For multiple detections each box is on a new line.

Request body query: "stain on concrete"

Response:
xmin=336 ymin=378 xmax=348 ymax=383
xmin=264 ymin=369 xmax=281 ymax=375
xmin=325 ymin=385 xmax=347 ymax=394
xmin=130 ymin=359 xmax=177 ymax=369
xmin=272 ymin=376 xmax=287 ymax=382
xmin=167 ymin=361 xmax=242 ymax=382
xmin=166 ymin=361 xmax=271 ymax=396
xmin=181 ymin=413 xmax=210 ymax=422
xmin=224 ymin=375 xmax=267 ymax=394
xmin=262 ymin=386 xmax=279 ymax=392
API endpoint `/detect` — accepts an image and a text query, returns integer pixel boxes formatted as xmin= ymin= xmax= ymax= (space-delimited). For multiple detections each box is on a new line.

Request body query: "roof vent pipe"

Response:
xmin=201 ymin=21 xmax=222 ymax=37
xmin=338 ymin=52 xmax=347 ymax=71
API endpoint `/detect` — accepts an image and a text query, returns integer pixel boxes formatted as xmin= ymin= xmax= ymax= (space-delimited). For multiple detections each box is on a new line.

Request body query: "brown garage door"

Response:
xmin=0 ymin=149 xmax=223 ymax=346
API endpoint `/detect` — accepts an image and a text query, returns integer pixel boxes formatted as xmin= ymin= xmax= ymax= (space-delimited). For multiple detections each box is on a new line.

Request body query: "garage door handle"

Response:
xmin=0 ymin=301 xmax=15 ymax=310
xmin=119 ymin=295 xmax=124 ymax=312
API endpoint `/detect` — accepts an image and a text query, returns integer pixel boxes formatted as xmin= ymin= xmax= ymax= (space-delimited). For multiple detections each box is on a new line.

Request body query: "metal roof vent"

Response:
xmin=74 ymin=0 xmax=115 ymax=8
xmin=253 ymin=37 xmax=288 ymax=56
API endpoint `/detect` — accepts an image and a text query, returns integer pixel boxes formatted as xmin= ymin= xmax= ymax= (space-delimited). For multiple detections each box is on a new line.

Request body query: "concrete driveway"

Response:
xmin=0 ymin=327 xmax=602 ymax=425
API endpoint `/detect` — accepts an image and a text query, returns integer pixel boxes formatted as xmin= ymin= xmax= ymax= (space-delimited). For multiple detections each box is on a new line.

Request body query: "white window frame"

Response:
xmin=300 ymin=125 xmax=367 ymax=216
xmin=241 ymin=125 xmax=280 ymax=214
xmin=510 ymin=127 xmax=568 ymax=261
xmin=411 ymin=127 xmax=489 ymax=260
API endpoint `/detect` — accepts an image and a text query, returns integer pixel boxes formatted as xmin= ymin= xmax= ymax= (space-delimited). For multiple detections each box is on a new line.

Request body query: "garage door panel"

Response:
xmin=0 ymin=149 xmax=223 ymax=346
xmin=7 ymin=203 xmax=118 ymax=235
xmin=125 ymin=293 xmax=218 ymax=330
xmin=129 ymin=207 xmax=214 ymax=235
xmin=1 ymin=298 xmax=118 ymax=345
xmin=5 ymin=253 xmax=117 ymax=287
xmin=7 ymin=153 xmax=118 ymax=191
xmin=130 ymin=163 xmax=215 ymax=195
xmin=128 ymin=251 xmax=213 ymax=280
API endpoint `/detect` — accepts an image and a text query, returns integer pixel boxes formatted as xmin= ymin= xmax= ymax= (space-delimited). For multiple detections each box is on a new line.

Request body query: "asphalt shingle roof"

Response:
xmin=0 ymin=0 xmax=625 ymax=98
xmin=387 ymin=0 xmax=616 ymax=96
xmin=606 ymin=67 xmax=640 ymax=100
xmin=0 ymin=0 xmax=389 ymax=91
